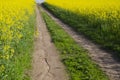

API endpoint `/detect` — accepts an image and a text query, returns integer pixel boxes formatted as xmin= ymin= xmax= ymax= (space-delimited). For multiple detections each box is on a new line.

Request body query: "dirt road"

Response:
xmin=31 ymin=7 xmax=69 ymax=80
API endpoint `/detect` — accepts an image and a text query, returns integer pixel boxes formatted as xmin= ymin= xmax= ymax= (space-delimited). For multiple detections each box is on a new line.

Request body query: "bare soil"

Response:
xmin=41 ymin=6 xmax=120 ymax=80
xmin=31 ymin=7 xmax=69 ymax=80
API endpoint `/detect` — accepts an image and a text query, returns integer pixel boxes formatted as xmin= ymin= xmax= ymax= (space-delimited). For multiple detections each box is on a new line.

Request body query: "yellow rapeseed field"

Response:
xmin=0 ymin=0 xmax=35 ymax=79
xmin=46 ymin=0 xmax=120 ymax=20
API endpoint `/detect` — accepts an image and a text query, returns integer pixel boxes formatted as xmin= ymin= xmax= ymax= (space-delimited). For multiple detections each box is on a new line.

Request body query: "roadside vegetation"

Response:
xmin=41 ymin=7 xmax=109 ymax=80
xmin=0 ymin=0 xmax=35 ymax=79
xmin=42 ymin=0 xmax=120 ymax=56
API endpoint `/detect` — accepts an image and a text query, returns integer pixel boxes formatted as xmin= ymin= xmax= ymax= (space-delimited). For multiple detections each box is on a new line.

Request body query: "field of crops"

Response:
xmin=0 ymin=0 xmax=35 ymax=79
xmin=43 ymin=0 xmax=120 ymax=55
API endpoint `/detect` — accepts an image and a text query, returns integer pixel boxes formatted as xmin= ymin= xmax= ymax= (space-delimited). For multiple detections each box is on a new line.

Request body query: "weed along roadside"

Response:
xmin=39 ymin=6 xmax=109 ymax=80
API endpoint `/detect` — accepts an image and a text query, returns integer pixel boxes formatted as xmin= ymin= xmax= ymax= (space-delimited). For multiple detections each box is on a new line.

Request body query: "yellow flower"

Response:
xmin=0 ymin=65 xmax=5 ymax=73
xmin=3 ymin=45 xmax=10 ymax=52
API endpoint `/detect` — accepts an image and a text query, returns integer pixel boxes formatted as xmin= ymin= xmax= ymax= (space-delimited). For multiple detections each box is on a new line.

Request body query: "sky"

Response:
xmin=36 ymin=0 xmax=45 ymax=3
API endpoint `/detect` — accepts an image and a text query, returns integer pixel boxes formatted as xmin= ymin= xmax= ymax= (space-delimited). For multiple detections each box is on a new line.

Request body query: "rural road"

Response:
xmin=31 ymin=5 xmax=120 ymax=80
xmin=41 ymin=6 xmax=120 ymax=80
xmin=31 ymin=7 xmax=69 ymax=80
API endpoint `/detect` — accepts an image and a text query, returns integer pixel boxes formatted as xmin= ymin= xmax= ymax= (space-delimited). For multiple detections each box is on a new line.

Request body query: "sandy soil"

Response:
xmin=31 ymin=6 xmax=69 ymax=80
xmin=41 ymin=6 xmax=120 ymax=80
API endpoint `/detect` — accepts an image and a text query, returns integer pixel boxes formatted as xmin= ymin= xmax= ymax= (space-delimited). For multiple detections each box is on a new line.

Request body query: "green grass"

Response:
xmin=13 ymin=14 xmax=35 ymax=80
xmin=42 ymin=3 xmax=120 ymax=56
xmin=40 ymin=7 xmax=109 ymax=80
xmin=1 ymin=13 xmax=35 ymax=80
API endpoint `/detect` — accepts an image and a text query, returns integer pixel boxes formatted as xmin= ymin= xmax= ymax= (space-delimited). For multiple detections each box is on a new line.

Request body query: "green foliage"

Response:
xmin=41 ymin=8 xmax=108 ymax=80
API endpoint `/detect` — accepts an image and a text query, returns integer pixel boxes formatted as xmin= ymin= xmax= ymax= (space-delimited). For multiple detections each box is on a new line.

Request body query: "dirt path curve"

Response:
xmin=41 ymin=6 xmax=120 ymax=80
xmin=31 ymin=6 xmax=69 ymax=80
